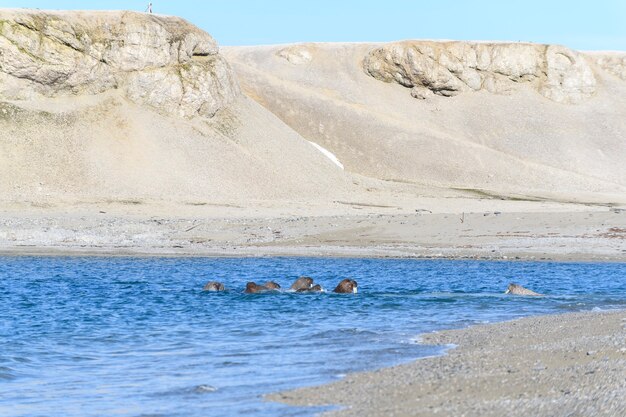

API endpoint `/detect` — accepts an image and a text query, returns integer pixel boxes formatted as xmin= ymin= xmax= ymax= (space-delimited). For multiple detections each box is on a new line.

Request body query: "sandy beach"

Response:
xmin=269 ymin=310 xmax=626 ymax=416
xmin=1 ymin=199 xmax=625 ymax=260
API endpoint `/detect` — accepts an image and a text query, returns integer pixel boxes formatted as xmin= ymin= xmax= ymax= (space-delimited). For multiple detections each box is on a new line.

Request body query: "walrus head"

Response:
xmin=290 ymin=277 xmax=314 ymax=291
xmin=334 ymin=279 xmax=358 ymax=294
xmin=244 ymin=282 xmax=267 ymax=294
xmin=203 ymin=281 xmax=225 ymax=292
xmin=505 ymin=283 xmax=543 ymax=296
xmin=264 ymin=281 xmax=281 ymax=290
xmin=296 ymin=284 xmax=324 ymax=293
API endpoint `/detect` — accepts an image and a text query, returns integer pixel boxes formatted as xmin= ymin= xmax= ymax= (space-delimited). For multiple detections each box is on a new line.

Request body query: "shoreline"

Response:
xmin=1 ymin=246 xmax=625 ymax=262
xmin=1 ymin=206 xmax=625 ymax=262
xmin=269 ymin=309 xmax=626 ymax=416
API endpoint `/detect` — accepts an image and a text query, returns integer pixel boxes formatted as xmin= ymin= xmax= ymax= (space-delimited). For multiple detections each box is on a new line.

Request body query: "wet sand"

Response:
xmin=269 ymin=310 xmax=626 ymax=416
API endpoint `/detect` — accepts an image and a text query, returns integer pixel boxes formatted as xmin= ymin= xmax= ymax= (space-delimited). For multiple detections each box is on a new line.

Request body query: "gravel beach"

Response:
xmin=269 ymin=310 xmax=626 ymax=416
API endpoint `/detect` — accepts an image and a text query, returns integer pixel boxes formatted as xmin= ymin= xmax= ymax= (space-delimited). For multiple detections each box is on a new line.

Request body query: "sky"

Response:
xmin=1 ymin=0 xmax=625 ymax=51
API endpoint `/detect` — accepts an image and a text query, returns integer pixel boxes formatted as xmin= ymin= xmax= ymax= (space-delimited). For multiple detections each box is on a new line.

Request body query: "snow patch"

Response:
xmin=307 ymin=141 xmax=344 ymax=170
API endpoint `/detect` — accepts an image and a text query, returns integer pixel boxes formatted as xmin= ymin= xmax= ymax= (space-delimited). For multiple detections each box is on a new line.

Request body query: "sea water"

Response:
xmin=1 ymin=257 xmax=625 ymax=417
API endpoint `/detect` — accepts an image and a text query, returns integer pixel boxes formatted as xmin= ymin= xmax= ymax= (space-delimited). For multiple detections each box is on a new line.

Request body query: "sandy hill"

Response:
xmin=0 ymin=10 xmax=360 ymax=207
xmin=1 ymin=10 xmax=624 ymax=211
xmin=223 ymin=42 xmax=626 ymax=203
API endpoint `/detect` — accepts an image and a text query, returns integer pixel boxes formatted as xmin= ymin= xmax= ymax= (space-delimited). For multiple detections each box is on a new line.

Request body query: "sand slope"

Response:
xmin=0 ymin=92 xmax=358 ymax=205
xmin=0 ymin=10 xmax=363 ymax=206
xmin=224 ymin=43 xmax=626 ymax=203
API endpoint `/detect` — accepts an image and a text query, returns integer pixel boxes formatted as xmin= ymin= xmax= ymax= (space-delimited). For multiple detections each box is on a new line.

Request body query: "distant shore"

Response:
xmin=1 ymin=245 xmax=625 ymax=262
xmin=1 ymin=201 xmax=624 ymax=261
xmin=269 ymin=309 xmax=626 ymax=416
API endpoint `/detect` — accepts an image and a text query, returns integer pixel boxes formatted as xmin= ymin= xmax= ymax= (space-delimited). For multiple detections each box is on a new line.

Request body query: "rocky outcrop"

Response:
xmin=276 ymin=45 xmax=313 ymax=65
xmin=0 ymin=10 xmax=239 ymax=117
xmin=363 ymin=41 xmax=596 ymax=103
xmin=585 ymin=52 xmax=626 ymax=81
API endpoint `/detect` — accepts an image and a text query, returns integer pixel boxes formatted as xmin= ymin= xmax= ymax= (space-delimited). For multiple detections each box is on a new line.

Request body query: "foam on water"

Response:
xmin=0 ymin=257 xmax=624 ymax=417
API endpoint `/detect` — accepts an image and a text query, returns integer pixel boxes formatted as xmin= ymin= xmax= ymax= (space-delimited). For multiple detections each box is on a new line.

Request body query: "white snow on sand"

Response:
xmin=308 ymin=141 xmax=344 ymax=170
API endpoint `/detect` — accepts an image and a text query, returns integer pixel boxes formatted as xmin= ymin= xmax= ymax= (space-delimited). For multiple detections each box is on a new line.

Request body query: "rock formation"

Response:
xmin=276 ymin=45 xmax=313 ymax=65
xmin=0 ymin=10 xmax=239 ymax=118
xmin=585 ymin=52 xmax=626 ymax=81
xmin=363 ymin=41 xmax=596 ymax=104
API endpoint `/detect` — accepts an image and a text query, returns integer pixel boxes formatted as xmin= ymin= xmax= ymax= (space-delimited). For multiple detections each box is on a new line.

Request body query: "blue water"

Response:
xmin=1 ymin=257 xmax=625 ymax=417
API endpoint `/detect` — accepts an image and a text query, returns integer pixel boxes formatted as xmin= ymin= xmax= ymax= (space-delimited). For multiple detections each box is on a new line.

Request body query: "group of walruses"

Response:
xmin=203 ymin=279 xmax=542 ymax=296
xmin=203 ymin=277 xmax=358 ymax=294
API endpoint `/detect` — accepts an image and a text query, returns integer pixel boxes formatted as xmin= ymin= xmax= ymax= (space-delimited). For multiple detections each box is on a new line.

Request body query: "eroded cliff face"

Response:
xmin=363 ymin=41 xmax=596 ymax=103
xmin=0 ymin=10 xmax=239 ymax=117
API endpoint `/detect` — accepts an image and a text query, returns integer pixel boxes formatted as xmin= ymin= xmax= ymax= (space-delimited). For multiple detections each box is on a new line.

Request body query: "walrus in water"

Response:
xmin=245 ymin=282 xmax=282 ymax=293
xmin=290 ymin=277 xmax=314 ymax=291
xmin=203 ymin=281 xmax=225 ymax=292
xmin=505 ymin=283 xmax=543 ymax=296
xmin=296 ymin=284 xmax=324 ymax=293
xmin=264 ymin=281 xmax=281 ymax=290
xmin=334 ymin=279 xmax=358 ymax=294
xmin=244 ymin=282 xmax=267 ymax=294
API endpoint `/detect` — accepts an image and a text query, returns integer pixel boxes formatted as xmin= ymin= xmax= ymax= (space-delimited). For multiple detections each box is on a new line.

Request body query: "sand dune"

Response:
xmin=223 ymin=43 xmax=626 ymax=203
xmin=0 ymin=92 xmax=359 ymax=205
xmin=0 ymin=10 xmax=359 ymax=206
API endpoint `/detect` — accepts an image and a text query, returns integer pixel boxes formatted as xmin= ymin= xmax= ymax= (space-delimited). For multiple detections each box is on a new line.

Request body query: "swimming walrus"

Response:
xmin=290 ymin=277 xmax=314 ymax=291
xmin=296 ymin=284 xmax=324 ymax=293
xmin=244 ymin=281 xmax=283 ymax=293
xmin=505 ymin=283 xmax=543 ymax=296
xmin=203 ymin=281 xmax=225 ymax=292
xmin=334 ymin=279 xmax=358 ymax=294
xmin=263 ymin=281 xmax=281 ymax=290
xmin=244 ymin=282 xmax=267 ymax=294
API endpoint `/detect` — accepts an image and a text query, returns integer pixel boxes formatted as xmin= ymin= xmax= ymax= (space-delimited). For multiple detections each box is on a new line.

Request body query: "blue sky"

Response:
xmin=1 ymin=0 xmax=625 ymax=50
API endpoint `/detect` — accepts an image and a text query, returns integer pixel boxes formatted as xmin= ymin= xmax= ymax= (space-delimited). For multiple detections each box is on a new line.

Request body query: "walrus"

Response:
xmin=203 ymin=281 xmax=225 ymax=292
xmin=290 ymin=277 xmax=314 ymax=291
xmin=334 ymin=279 xmax=358 ymax=294
xmin=245 ymin=282 xmax=283 ymax=293
xmin=264 ymin=281 xmax=281 ymax=290
xmin=296 ymin=284 xmax=324 ymax=293
xmin=244 ymin=282 xmax=268 ymax=294
xmin=505 ymin=283 xmax=543 ymax=296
